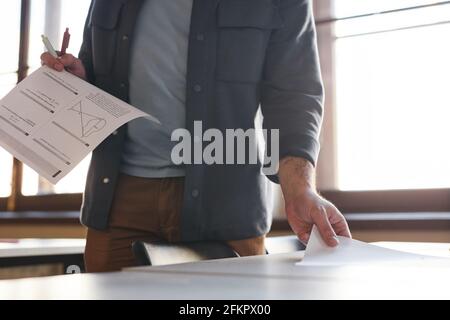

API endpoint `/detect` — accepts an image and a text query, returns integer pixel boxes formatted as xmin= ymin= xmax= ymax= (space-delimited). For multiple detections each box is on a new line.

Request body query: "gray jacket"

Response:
xmin=79 ymin=0 xmax=324 ymax=241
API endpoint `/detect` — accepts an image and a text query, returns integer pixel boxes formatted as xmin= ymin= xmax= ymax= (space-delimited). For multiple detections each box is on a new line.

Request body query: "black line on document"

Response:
xmin=43 ymin=71 xmax=78 ymax=95
xmin=0 ymin=114 xmax=30 ymax=136
xmin=33 ymin=138 xmax=71 ymax=166
xmin=20 ymin=90 xmax=55 ymax=113
xmin=52 ymin=121 xmax=90 ymax=147
xmin=0 ymin=127 xmax=61 ymax=176
xmin=52 ymin=171 xmax=62 ymax=178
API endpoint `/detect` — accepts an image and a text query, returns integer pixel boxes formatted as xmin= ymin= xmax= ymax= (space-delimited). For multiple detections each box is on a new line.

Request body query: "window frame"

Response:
xmin=4 ymin=0 xmax=31 ymax=212
xmin=315 ymin=0 xmax=450 ymax=213
xmin=2 ymin=0 xmax=450 ymax=215
xmin=0 ymin=0 xmax=84 ymax=214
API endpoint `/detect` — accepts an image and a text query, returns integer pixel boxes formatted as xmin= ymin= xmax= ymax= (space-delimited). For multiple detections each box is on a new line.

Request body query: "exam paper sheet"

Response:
xmin=0 ymin=66 xmax=158 ymax=184
xmin=297 ymin=226 xmax=450 ymax=266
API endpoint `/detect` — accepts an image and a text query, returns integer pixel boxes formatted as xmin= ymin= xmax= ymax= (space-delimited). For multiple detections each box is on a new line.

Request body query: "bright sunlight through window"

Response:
xmin=335 ymin=1 xmax=450 ymax=190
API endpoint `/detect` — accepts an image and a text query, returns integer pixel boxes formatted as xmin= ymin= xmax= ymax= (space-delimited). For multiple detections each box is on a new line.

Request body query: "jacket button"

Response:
xmin=196 ymin=34 xmax=205 ymax=41
xmin=122 ymin=35 xmax=129 ymax=41
xmin=191 ymin=189 xmax=199 ymax=198
xmin=193 ymin=85 xmax=202 ymax=92
xmin=103 ymin=178 xmax=110 ymax=184
xmin=112 ymin=131 xmax=118 ymax=136
xmin=120 ymin=83 xmax=126 ymax=88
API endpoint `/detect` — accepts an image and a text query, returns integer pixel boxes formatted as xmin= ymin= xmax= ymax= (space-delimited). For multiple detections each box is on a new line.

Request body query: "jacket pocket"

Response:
xmin=216 ymin=0 xmax=283 ymax=83
xmin=89 ymin=0 xmax=124 ymax=75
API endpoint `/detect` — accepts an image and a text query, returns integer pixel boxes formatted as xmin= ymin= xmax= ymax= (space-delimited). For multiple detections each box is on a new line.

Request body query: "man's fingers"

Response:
xmin=39 ymin=52 xmax=86 ymax=79
xmin=326 ymin=204 xmax=352 ymax=239
xmin=59 ymin=54 xmax=77 ymax=67
xmin=333 ymin=215 xmax=352 ymax=239
xmin=40 ymin=52 xmax=56 ymax=66
xmin=297 ymin=233 xmax=310 ymax=246
xmin=40 ymin=52 xmax=64 ymax=71
xmin=312 ymin=206 xmax=339 ymax=247
xmin=40 ymin=53 xmax=77 ymax=72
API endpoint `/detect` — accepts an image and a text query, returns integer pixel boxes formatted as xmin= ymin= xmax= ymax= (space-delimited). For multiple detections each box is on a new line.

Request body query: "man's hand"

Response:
xmin=279 ymin=157 xmax=351 ymax=247
xmin=40 ymin=52 xmax=87 ymax=80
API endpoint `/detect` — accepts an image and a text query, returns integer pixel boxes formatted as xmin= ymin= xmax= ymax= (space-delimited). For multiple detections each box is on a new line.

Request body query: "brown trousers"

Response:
xmin=84 ymin=174 xmax=266 ymax=272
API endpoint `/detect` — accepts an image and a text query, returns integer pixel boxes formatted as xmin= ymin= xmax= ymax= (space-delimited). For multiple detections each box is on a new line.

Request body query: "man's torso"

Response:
xmin=121 ymin=0 xmax=194 ymax=178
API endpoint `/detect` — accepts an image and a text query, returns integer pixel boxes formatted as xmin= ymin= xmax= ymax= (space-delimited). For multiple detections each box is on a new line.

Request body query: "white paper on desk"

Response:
xmin=0 ymin=66 xmax=159 ymax=184
xmin=297 ymin=226 xmax=448 ymax=266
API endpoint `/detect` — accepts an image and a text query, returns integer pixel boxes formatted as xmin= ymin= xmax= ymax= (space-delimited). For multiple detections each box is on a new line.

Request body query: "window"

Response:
xmin=0 ymin=0 xmax=91 ymax=210
xmin=0 ymin=76 xmax=14 ymax=197
xmin=28 ymin=0 xmax=91 ymax=74
xmin=316 ymin=1 xmax=450 ymax=191
xmin=23 ymin=0 xmax=92 ymax=196
xmin=3 ymin=0 xmax=450 ymax=214
xmin=0 ymin=1 xmax=21 ymax=199
xmin=313 ymin=0 xmax=450 ymax=212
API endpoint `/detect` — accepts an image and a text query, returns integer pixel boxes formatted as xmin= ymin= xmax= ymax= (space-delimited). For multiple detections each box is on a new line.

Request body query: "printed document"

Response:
xmin=297 ymin=226 xmax=450 ymax=266
xmin=0 ymin=66 xmax=158 ymax=184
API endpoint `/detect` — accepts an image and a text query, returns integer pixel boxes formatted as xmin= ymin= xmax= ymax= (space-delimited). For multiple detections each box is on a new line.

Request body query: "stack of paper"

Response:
xmin=297 ymin=226 xmax=450 ymax=266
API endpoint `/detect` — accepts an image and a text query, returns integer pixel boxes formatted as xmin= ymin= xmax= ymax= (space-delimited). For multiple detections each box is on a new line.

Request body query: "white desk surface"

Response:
xmin=127 ymin=241 xmax=450 ymax=278
xmin=0 ymin=242 xmax=450 ymax=300
xmin=372 ymin=241 xmax=450 ymax=258
xmin=0 ymin=239 xmax=86 ymax=258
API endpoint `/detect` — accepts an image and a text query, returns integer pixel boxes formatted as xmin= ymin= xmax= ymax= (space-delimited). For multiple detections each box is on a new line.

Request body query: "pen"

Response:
xmin=60 ymin=28 xmax=71 ymax=56
xmin=41 ymin=34 xmax=58 ymax=58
